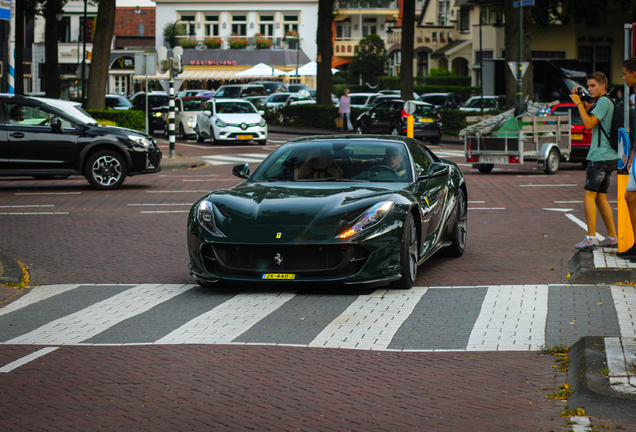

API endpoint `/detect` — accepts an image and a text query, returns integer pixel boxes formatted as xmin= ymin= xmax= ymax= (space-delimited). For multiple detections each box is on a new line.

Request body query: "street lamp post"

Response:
xmin=171 ymin=18 xmax=195 ymax=48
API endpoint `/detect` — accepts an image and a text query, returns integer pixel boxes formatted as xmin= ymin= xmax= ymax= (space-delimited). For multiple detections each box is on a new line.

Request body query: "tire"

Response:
xmin=256 ymin=140 xmax=267 ymax=145
xmin=544 ymin=147 xmax=560 ymax=174
xmin=390 ymin=126 xmax=401 ymax=136
xmin=513 ymin=102 xmax=528 ymax=117
xmin=85 ymin=150 xmax=127 ymax=190
xmin=195 ymin=127 xmax=205 ymax=143
xmin=477 ymin=164 xmax=494 ymax=174
xmin=196 ymin=280 xmax=217 ymax=288
xmin=209 ymin=128 xmax=217 ymax=145
xmin=391 ymin=212 xmax=418 ymax=289
xmin=444 ymin=188 xmax=467 ymax=257
xmin=355 ymin=124 xmax=364 ymax=134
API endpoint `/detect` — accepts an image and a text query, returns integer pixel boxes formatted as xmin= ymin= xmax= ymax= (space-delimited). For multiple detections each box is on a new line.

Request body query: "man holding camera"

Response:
xmin=570 ymin=71 xmax=618 ymax=250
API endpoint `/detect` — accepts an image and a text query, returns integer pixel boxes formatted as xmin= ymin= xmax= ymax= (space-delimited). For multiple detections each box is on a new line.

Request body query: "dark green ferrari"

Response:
xmin=187 ymin=135 xmax=467 ymax=289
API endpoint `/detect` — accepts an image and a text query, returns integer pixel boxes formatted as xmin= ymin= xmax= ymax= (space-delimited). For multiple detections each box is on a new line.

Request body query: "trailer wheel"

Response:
xmin=477 ymin=164 xmax=494 ymax=174
xmin=544 ymin=148 xmax=560 ymax=174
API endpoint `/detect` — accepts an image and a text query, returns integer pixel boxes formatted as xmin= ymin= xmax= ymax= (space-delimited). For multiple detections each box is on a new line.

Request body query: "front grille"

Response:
xmin=201 ymin=244 xmax=369 ymax=277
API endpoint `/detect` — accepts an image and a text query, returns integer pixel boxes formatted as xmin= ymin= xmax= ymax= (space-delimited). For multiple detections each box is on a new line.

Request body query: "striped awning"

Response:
xmin=133 ymin=69 xmax=242 ymax=80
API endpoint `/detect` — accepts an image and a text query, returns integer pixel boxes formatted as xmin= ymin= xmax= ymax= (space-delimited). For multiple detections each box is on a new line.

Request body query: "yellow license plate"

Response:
xmin=237 ymin=135 xmax=253 ymax=140
xmin=420 ymin=118 xmax=434 ymax=123
xmin=262 ymin=273 xmax=296 ymax=280
xmin=571 ymin=133 xmax=584 ymax=141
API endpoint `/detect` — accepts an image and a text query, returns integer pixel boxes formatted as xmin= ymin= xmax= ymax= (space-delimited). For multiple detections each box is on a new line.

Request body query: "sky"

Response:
xmin=116 ymin=0 xmax=156 ymax=7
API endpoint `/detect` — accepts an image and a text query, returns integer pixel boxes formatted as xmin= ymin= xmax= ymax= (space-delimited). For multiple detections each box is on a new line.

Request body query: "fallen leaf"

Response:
xmin=597 ymin=302 xmax=603 ymax=305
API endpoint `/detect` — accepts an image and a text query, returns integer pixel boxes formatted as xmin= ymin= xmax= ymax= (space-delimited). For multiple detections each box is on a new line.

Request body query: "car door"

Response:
xmin=198 ymin=100 xmax=213 ymax=133
xmin=372 ymin=102 xmax=395 ymax=133
xmin=407 ymin=141 xmax=448 ymax=243
xmin=364 ymin=103 xmax=387 ymax=134
xmin=4 ymin=101 xmax=80 ymax=171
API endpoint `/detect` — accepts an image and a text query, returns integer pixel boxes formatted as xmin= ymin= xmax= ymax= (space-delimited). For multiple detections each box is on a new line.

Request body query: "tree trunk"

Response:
xmin=503 ymin=1 xmax=534 ymax=108
xmin=316 ymin=0 xmax=335 ymax=106
xmin=400 ymin=0 xmax=415 ymax=100
xmin=43 ymin=0 xmax=62 ymax=99
xmin=14 ymin=0 xmax=24 ymax=95
xmin=86 ymin=0 xmax=116 ymax=110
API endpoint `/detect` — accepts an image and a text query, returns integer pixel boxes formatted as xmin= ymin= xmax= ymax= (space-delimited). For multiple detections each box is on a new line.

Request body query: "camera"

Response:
xmin=575 ymin=87 xmax=592 ymax=102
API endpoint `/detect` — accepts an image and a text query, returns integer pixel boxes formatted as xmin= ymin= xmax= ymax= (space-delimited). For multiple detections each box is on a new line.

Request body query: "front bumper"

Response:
xmin=213 ymin=125 xmax=268 ymax=142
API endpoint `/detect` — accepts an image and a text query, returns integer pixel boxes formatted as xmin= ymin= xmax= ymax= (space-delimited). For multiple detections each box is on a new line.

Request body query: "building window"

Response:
xmin=79 ymin=16 xmax=96 ymax=42
xmin=283 ymin=14 xmax=299 ymax=35
xmin=232 ymin=14 xmax=247 ymax=36
xmin=459 ymin=8 xmax=470 ymax=32
xmin=579 ymin=46 xmax=611 ymax=78
xmin=179 ymin=14 xmax=196 ymax=36
xmin=58 ymin=17 xmax=71 ymax=42
xmin=438 ymin=0 xmax=450 ymax=26
xmin=259 ymin=14 xmax=274 ymax=37
xmin=362 ymin=17 xmax=377 ymax=37
xmin=481 ymin=5 xmax=502 ymax=25
xmin=204 ymin=14 xmax=219 ymax=37
xmin=475 ymin=50 xmax=493 ymax=63
xmin=336 ymin=19 xmax=351 ymax=40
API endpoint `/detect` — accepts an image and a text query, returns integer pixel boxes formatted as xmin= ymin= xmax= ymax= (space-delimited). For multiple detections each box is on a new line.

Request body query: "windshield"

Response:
xmin=215 ymin=102 xmax=257 ymax=114
xmin=216 ymin=87 xmax=241 ymax=98
xmin=182 ymin=99 xmax=206 ymax=111
xmin=251 ymin=141 xmax=412 ymax=182
xmin=350 ymin=96 xmax=370 ymax=105
xmin=265 ymin=94 xmax=289 ymax=103
xmin=419 ymin=95 xmax=446 ymax=105
xmin=260 ymin=83 xmax=281 ymax=93
xmin=289 ymin=84 xmax=308 ymax=92
xmin=149 ymin=96 xmax=169 ymax=108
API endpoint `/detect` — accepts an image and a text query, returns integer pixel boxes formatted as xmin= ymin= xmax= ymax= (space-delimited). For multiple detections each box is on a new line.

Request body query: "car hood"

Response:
xmin=200 ymin=182 xmax=405 ymax=241
xmin=217 ymin=113 xmax=262 ymax=123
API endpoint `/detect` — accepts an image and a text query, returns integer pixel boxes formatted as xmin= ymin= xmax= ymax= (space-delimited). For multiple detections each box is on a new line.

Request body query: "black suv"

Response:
xmin=130 ymin=91 xmax=170 ymax=134
xmin=354 ymin=100 xmax=443 ymax=144
xmin=212 ymin=84 xmax=268 ymax=99
xmin=0 ymin=94 xmax=162 ymax=189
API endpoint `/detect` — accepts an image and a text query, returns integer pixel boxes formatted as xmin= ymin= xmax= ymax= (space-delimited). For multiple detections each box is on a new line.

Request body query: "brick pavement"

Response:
xmin=1 ymin=345 xmax=579 ymax=431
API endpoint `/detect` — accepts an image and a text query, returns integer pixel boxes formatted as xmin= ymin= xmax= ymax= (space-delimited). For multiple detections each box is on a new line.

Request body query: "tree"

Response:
xmin=316 ymin=0 xmax=335 ymax=106
xmin=400 ymin=0 xmax=415 ymax=100
xmin=163 ymin=22 xmax=186 ymax=49
xmin=86 ymin=0 xmax=116 ymax=110
xmin=349 ymin=34 xmax=388 ymax=86
xmin=43 ymin=0 xmax=65 ymax=98
xmin=502 ymin=1 xmax=534 ymax=107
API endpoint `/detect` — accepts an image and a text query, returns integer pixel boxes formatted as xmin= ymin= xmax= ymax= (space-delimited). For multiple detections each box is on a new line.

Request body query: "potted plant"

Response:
xmin=229 ymin=34 xmax=249 ymax=49
xmin=179 ymin=38 xmax=196 ymax=48
xmin=204 ymin=37 xmax=223 ymax=49
xmin=285 ymin=29 xmax=298 ymax=38
xmin=255 ymin=33 xmax=272 ymax=49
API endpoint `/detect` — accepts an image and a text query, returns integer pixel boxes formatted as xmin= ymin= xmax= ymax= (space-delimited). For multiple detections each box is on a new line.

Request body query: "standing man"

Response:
xmin=570 ymin=72 xmax=618 ymax=250
xmin=618 ymin=58 xmax=636 ymax=259
xmin=338 ymin=89 xmax=352 ymax=132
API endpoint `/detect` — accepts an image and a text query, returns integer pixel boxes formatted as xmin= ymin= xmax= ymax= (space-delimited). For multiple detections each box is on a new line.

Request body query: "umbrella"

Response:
xmin=233 ymin=63 xmax=287 ymax=78
xmin=285 ymin=61 xmax=338 ymax=76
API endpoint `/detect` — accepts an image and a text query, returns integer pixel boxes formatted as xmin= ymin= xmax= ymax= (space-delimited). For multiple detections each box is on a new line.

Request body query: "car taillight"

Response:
xmin=509 ymin=156 xmax=520 ymax=164
xmin=437 ymin=112 xmax=442 ymax=121
xmin=467 ymin=155 xmax=478 ymax=162
xmin=401 ymin=109 xmax=408 ymax=119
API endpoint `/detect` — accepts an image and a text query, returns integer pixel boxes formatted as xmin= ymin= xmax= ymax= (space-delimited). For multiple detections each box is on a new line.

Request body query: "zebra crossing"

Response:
xmin=1 ymin=284 xmax=634 ymax=351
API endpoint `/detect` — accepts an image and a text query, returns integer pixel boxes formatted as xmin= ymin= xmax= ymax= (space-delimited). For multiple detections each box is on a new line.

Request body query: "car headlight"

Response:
xmin=155 ymin=112 xmax=164 ymax=118
xmin=336 ymin=201 xmax=394 ymax=239
xmin=127 ymin=134 xmax=151 ymax=147
xmin=197 ymin=201 xmax=226 ymax=237
xmin=187 ymin=117 xmax=196 ymax=128
xmin=215 ymin=118 xmax=227 ymax=127
xmin=259 ymin=118 xmax=267 ymax=127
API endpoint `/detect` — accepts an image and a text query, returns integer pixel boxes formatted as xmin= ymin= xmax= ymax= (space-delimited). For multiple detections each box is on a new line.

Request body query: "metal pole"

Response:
xmin=517 ymin=3 xmax=523 ymax=104
xmin=81 ymin=0 xmax=88 ymax=103
xmin=479 ymin=9 xmax=483 ymax=114
xmin=169 ymin=58 xmax=175 ymax=158
xmin=145 ymin=53 xmax=149 ymax=135
xmin=8 ymin=0 xmax=15 ymax=94
xmin=296 ymin=37 xmax=300 ymax=84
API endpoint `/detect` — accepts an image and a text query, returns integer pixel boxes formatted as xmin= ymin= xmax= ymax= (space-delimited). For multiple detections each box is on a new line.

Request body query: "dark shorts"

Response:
xmin=585 ymin=159 xmax=618 ymax=193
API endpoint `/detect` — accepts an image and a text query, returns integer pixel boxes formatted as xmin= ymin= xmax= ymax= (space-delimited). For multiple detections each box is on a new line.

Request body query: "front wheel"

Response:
xmin=391 ymin=212 xmax=418 ymax=289
xmin=477 ymin=164 xmax=494 ymax=174
xmin=443 ymin=188 xmax=467 ymax=257
xmin=544 ymin=147 xmax=560 ymax=174
xmin=85 ymin=150 xmax=127 ymax=190
xmin=209 ymin=128 xmax=217 ymax=145
xmin=355 ymin=124 xmax=364 ymax=134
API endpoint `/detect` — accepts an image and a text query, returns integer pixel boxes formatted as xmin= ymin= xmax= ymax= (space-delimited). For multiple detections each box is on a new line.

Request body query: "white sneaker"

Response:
xmin=575 ymin=236 xmax=599 ymax=250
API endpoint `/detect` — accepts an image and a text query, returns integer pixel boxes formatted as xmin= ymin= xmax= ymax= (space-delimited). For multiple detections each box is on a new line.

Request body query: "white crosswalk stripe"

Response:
xmin=1 ymin=284 xmax=634 ymax=352
xmin=199 ymin=153 xmax=268 ymax=166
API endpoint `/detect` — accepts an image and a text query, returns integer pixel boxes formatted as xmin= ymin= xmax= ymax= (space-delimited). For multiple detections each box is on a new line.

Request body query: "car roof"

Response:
xmin=181 ymin=96 xmax=209 ymax=100
xmin=213 ymin=98 xmax=255 ymax=102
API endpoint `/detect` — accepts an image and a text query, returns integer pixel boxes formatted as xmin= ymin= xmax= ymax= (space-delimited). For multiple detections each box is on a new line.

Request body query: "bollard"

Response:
xmin=407 ymin=115 xmax=414 ymax=138
xmin=617 ymin=173 xmax=633 ymax=252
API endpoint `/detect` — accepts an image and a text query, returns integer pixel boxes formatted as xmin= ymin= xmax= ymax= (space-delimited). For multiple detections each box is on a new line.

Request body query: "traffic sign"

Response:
xmin=404 ymin=101 xmax=417 ymax=115
xmin=513 ymin=0 xmax=534 ymax=6
xmin=508 ymin=62 xmax=529 ymax=78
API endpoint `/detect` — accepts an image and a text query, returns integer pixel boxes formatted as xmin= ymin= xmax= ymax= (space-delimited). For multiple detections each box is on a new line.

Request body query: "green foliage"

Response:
xmin=87 ymin=109 xmax=145 ymax=132
xmin=429 ymin=68 xmax=452 ymax=77
xmin=179 ymin=38 xmax=196 ymax=48
xmin=349 ymin=34 xmax=388 ymax=86
xmin=96 ymin=119 xmax=118 ymax=127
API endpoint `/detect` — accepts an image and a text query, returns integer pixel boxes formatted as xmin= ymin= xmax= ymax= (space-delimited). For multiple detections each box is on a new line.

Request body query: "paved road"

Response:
xmin=1 ymin=133 xmax=634 ymax=431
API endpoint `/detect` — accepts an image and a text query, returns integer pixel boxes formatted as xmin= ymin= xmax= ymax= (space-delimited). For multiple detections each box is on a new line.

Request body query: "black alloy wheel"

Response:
xmin=85 ymin=150 xmax=127 ymax=190
xmin=391 ymin=212 xmax=418 ymax=289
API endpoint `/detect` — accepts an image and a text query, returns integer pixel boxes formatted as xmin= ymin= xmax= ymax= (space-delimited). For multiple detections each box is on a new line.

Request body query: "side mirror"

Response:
xmin=258 ymin=110 xmax=265 ymax=116
xmin=203 ymin=110 xmax=212 ymax=116
xmin=50 ymin=117 xmax=63 ymax=131
xmin=417 ymin=162 xmax=449 ymax=180
xmin=232 ymin=163 xmax=250 ymax=179
xmin=174 ymin=106 xmax=180 ymax=113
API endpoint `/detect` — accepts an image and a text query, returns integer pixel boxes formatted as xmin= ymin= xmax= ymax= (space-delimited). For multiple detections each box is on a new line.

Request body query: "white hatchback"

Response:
xmin=195 ymin=98 xmax=268 ymax=145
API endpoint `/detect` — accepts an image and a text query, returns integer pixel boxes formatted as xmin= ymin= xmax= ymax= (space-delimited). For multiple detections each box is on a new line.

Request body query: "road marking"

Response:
xmin=0 ymin=212 xmax=68 ymax=215
xmin=146 ymin=190 xmax=210 ymax=193
xmin=467 ymin=201 xmax=485 ymax=203
xmin=517 ymin=174 xmax=570 ymax=177
xmin=0 ymin=205 xmax=55 ymax=208
xmin=468 ymin=207 xmax=506 ymax=210
xmin=542 ymin=208 xmax=573 ymax=212
xmin=128 ymin=203 xmax=191 ymax=206
xmin=0 ymin=347 xmax=59 ymax=373
xmin=467 ymin=285 xmax=549 ymax=351
xmin=611 ymin=285 xmax=636 ymax=340
xmin=140 ymin=210 xmax=189 ymax=214
xmin=555 ymin=200 xmax=583 ymax=203
xmin=565 ymin=213 xmax=606 ymax=241
xmin=182 ymin=179 xmax=242 ymax=182
xmin=519 ymin=184 xmax=577 ymax=187
xmin=199 ymin=153 xmax=268 ymax=166
xmin=14 ymin=192 xmax=81 ymax=195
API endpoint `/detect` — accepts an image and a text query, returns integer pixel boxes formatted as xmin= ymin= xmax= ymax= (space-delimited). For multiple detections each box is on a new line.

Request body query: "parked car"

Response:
xmin=354 ymin=99 xmax=443 ymax=144
xmin=368 ymin=94 xmax=403 ymax=107
xmin=378 ymin=90 xmax=420 ymax=100
xmin=545 ymin=102 xmax=591 ymax=163
xmin=459 ymin=95 xmax=506 ymax=112
xmin=212 ymin=84 xmax=268 ymax=99
xmin=249 ymin=81 xmax=284 ymax=94
xmin=187 ymin=135 xmax=467 ymax=289
xmin=306 ymin=89 xmax=339 ymax=105
xmin=130 ymin=91 xmax=170 ymax=134
xmin=418 ymin=92 xmax=463 ymax=109
xmin=176 ymin=89 xmax=214 ymax=98
xmin=166 ymin=96 xmax=209 ymax=139
xmin=195 ymin=98 xmax=267 ymax=145
xmin=348 ymin=93 xmax=381 ymax=109
xmin=0 ymin=94 xmax=161 ymax=189
xmin=242 ymin=95 xmax=268 ymax=109
xmin=105 ymin=94 xmax=132 ymax=110
xmin=262 ymin=92 xmax=315 ymax=109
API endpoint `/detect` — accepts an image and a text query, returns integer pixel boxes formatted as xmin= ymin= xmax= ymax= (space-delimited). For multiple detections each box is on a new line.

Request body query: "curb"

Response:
xmin=0 ymin=251 xmax=23 ymax=284
xmin=568 ymin=336 xmax=636 ymax=423
xmin=161 ymin=157 xmax=208 ymax=171
xmin=568 ymin=251 xmax=636 ymax=284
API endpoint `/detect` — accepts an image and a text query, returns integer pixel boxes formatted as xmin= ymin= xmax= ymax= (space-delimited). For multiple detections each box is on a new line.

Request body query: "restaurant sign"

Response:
xmin=189 ymin=60 xmax=238 ymax=66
